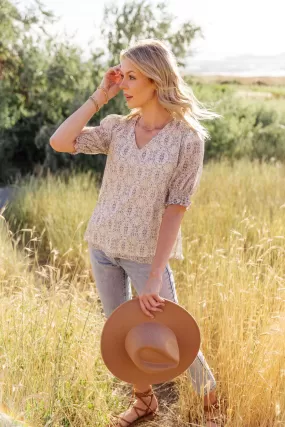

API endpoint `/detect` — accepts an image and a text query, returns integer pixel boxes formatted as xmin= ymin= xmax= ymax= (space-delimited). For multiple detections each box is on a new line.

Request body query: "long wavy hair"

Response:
xmin=120 ymin=38 xmax=222 ymax=141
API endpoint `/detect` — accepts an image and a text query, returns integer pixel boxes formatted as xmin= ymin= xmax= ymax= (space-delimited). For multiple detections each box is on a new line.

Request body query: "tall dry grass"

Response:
xmin=0 ymin=159 xmax=285 ymax=426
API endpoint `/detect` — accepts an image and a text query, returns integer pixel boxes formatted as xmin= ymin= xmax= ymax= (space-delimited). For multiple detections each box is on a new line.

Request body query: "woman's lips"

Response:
xmin=125 ymin=95 xmax=133 ymax=100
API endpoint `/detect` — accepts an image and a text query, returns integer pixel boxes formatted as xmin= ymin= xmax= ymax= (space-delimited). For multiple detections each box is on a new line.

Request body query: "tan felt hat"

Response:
xmin=100 ymin=298 xmax=200 ymax=384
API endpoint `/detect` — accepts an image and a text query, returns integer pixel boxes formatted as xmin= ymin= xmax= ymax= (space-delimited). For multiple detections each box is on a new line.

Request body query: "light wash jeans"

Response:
xmin=88 ymin=244 xmax=217 ymax=396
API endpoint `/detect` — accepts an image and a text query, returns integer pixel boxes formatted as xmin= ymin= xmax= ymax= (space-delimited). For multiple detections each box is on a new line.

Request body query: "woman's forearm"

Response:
xmin=150 ymin=205 xmax=186 ymax=278
xmin=49 ymin=88 xmax=107 ymax=145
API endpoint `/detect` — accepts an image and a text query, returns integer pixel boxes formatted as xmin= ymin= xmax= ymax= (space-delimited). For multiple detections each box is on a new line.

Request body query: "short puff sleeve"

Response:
xmin=71 ymin=114 xmax=121 ymax=155
xmin=165 ymin=130 xmax=205 ymax=211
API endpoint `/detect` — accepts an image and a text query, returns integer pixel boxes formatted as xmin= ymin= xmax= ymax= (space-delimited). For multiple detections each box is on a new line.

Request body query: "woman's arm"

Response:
xmin=138 ymin=205 xmax=185 ymax=318
xmin=150 ymin=205 xmax=186 ymax=278
xmin=49 ymin=88 xmax=107 ymax=153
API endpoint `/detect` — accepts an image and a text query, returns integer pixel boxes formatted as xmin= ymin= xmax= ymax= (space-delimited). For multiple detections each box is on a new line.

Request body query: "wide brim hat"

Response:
xmin=100 ymin=298 xmax=200 ymax=385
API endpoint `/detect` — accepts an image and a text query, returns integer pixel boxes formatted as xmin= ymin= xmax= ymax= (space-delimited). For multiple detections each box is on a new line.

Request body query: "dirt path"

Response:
xmin=235 ymin=90 xmax=273 ymax=99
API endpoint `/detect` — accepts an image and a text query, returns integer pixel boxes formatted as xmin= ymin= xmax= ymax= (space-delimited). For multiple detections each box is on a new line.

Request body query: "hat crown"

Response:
xmin=125 ymin=322 xmax=180 ymax=373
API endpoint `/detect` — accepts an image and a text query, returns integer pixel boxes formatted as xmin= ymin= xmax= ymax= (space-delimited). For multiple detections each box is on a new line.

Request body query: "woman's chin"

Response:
xmin=127 ymin=103 xmax=138 ymax=109
xmin=127 ymin=100 xmax=140 ymax=109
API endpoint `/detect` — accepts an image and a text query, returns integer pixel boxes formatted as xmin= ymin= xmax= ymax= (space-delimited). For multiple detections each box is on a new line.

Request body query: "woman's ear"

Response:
xmin=149 ymin=79 xmax=157 ymax=92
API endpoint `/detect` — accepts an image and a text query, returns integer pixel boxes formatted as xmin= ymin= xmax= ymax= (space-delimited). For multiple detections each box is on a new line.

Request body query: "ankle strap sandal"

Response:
xmin=109 ymin=386 xmax=159 ymax=427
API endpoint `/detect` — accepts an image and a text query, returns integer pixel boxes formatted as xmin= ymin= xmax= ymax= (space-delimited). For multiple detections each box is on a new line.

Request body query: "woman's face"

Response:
xmin=119 ymin=57 xmax=157 ymax=109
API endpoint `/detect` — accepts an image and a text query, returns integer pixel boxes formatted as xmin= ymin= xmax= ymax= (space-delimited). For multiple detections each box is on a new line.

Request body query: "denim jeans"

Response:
xmin=88 ymin=243 xmax=217 ymax=396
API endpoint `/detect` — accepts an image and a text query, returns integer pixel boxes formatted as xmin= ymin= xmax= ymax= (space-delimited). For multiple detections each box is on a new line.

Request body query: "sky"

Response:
xmin=18 ymin=0 xmax=285 ymax=62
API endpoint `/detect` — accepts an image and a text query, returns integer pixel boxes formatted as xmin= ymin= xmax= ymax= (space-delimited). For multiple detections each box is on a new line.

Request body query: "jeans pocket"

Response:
xmin=89 ymin=247 xmax=115 ymax=266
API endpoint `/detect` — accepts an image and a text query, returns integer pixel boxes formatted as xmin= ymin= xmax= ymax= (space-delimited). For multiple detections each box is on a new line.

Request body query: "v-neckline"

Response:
xmin=132 ymin=115 xmax=174 ymax=151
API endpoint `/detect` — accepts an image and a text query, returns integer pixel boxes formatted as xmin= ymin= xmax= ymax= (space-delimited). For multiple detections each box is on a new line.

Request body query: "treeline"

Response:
xmin=0 ymin=0 xmax=284 ymax=186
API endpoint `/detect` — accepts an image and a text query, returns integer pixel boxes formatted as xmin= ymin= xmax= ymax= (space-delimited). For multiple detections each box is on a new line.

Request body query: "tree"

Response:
xmin=0 ymin=0 xmax=57 ymax=128
xmin=0 ymin=0 xmax=204 ymax=184
xmin=100 ymin=0 xmax=203 ymax=67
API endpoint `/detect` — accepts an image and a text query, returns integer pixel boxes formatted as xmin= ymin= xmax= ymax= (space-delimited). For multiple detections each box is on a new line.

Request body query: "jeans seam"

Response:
xmin=165 ymin=265 xmax=177 ymax=302
xmin=123 ymin=269 xmax=126 ymax=299
xmin=195 ymin=353 xmax=217 ymax=395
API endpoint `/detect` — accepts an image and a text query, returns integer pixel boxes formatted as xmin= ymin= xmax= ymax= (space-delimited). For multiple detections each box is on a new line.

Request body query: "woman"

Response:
xmin=50 ymin=38 xmax=223 ymax=427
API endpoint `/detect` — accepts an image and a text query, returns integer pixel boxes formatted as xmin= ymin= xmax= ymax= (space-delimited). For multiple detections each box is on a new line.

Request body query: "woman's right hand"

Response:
xmin=99 ymin=64 xmax=123 ymax=102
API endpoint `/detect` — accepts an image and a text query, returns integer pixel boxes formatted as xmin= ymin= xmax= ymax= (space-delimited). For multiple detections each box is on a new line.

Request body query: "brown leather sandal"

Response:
xmin=204 ymin=400 xmax=226 ymax=427
xmin=109 ymin=386 xmax=159 ymax=427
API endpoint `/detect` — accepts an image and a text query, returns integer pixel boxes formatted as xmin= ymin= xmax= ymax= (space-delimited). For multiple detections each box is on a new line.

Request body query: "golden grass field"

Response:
xmin=190 ymin=75 xmax=285 ymax=115
xmin=0 ymin=157 xmax=285 ymax=426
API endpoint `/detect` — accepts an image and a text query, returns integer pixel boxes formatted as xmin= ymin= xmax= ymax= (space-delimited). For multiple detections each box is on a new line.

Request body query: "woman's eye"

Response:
xmin=120 ymin=75 xmax=135 ymax=80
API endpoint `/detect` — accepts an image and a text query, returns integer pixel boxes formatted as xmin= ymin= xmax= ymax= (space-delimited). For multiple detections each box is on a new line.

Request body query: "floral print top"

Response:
xmin=71 ymin=113 xmax=205 ymax=263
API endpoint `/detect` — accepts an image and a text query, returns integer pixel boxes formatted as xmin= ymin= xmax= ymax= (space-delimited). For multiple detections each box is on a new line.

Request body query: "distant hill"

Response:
xmin=185 ymin=52 xmax=285 ymax=77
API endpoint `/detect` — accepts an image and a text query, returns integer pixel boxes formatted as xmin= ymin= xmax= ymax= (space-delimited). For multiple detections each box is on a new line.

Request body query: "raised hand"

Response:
xmin=99 ymin=64 xmax=123 ymax=101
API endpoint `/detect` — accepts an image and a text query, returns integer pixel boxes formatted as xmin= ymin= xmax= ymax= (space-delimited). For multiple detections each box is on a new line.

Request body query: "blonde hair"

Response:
xmin=120 ymin=38 xmax=222 ymax=141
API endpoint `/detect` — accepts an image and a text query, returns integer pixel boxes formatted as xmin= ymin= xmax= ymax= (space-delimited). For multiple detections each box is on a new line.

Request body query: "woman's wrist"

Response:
xmin=97 ymin=86 xmax=109 ymax=103
xmin=89 ymin=88 xmax=108 ymax=111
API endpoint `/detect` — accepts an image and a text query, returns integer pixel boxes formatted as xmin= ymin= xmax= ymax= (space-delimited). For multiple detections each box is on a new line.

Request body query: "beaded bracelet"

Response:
xmin=98 ymin=86 xmax=109 ymax=104
xmin=88 ymin=95 xmax=99 ymax=113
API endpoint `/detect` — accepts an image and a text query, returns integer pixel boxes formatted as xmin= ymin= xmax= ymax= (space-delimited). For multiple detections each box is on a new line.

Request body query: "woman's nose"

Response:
xmin=119 ymin=78 xmax=127 ymax=90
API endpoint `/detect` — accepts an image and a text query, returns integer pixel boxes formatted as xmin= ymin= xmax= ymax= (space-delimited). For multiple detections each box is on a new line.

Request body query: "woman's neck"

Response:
xmin=138 ymin=99 xmax=172 ymax=129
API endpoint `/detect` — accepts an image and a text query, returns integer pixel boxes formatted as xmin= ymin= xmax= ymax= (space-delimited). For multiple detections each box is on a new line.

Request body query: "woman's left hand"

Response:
xmin=138 ymin=274 xmax=165 ymax=318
